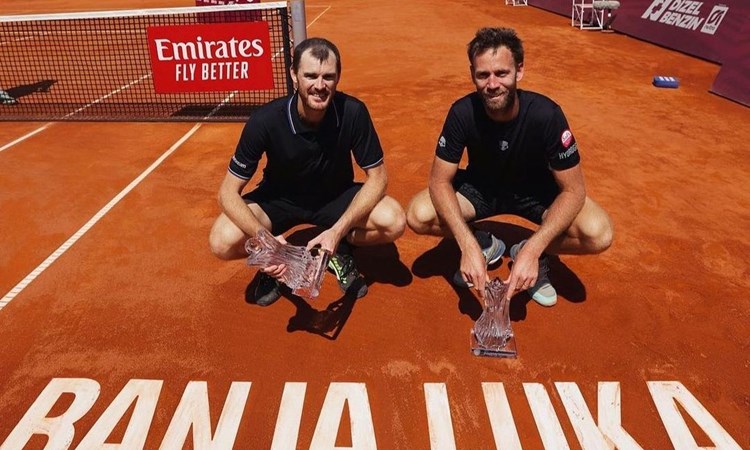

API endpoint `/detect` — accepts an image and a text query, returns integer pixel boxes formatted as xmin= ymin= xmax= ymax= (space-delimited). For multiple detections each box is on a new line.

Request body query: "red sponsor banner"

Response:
xmin=147 ymin=22 xmax=274 ymax=93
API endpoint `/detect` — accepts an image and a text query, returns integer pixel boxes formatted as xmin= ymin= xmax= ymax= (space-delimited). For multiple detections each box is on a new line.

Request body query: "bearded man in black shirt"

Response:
xmin=210 ymin=38 xmax=405 ymax=306
xmin=407 ymin=28 xmax=613 ymax=306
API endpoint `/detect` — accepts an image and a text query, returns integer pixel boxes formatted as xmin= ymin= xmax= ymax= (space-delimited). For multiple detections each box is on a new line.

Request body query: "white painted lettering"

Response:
xmin=524 ymin=383 xmax=570 ymax=449
xmin=309 ymin=382 xmax=377 ymax=450
xmin=1 ymin=378 xmax=742 ymax=450
xmin=423 ymin=383 xmax=457 ymax=450
xmin=159 ymin=381 xmax=251 ymax=450
xmin=556 ymin=382 xmax=612 ymax=450
xmin=76 ymin=379 xmax=163 ymax=450
xmin=482 ymin=383 xmax=522 ymax=450
xmin=556 ymin=382 xmax=644 ymax=450
xmin=270 ymin=383 xmax=307 ymax=450
xmin=648 ymin=381 xmax=742 ymax=450
xmin=598 ymin=382 xmax=645 ymax=450
xmin=0 ymin=378 xmax=100 ymax=450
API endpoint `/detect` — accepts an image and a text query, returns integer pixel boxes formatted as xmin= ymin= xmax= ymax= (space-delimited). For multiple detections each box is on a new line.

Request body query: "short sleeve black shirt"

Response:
xmin=435 ymin=90 xmax=580 ymax=196
xmin=229 ymin=91 xmax=384 ymax=198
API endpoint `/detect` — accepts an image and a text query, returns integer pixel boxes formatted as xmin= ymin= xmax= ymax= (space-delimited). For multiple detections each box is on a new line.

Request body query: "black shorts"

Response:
xmin=242 ymin=183 xmax=363 ymax=235
xmin=453 ymin=169 xmax=557 ymax=225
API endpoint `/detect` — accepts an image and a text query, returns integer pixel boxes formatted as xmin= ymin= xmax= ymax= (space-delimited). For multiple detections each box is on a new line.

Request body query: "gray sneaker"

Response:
xmin=452 ymin=230 xmax=505 ymax=288
xmin=509 ymin=240 xmax=557 ymax=306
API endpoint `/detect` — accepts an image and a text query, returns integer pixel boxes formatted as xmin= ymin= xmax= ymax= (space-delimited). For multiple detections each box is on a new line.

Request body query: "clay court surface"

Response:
xmin=1 ymin=0 xmax=748 ymax=448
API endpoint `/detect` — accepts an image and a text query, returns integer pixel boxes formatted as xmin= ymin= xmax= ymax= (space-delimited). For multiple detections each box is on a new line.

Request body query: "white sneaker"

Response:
xmin=0 ymin=90 xmax=17 ymax=105
xmin=510 ymin=240 xmax=557 ymax=306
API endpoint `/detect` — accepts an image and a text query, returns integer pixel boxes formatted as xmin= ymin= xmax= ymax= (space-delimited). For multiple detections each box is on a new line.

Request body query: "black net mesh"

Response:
xmin=0 ymin=5 xmax=294 ymax=122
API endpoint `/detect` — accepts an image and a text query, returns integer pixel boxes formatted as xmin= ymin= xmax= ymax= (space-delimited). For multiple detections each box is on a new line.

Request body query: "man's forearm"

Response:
xmin=219 ymin=191 xmax=265 ymax=238
xmin=526 ymin=190 xmax=584 ymax=255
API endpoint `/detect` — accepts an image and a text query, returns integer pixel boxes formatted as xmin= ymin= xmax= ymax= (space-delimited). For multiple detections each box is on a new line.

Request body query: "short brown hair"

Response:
xmin=292 ymin=37 xmax=341 ymax=74
xmin=467 ymin=27 xmax=524 ymax=66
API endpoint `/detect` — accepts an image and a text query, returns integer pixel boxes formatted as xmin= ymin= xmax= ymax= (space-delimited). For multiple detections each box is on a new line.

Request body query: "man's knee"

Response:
xmin=582 ymin=214 xmax=614 ymax=254
xmin=376 ymin=197 xmax=407 ymax=241
xmin=406 ymin=196 xmax=436 ymax=235
xmin=209 ymin=221 xmax=245 ymax=260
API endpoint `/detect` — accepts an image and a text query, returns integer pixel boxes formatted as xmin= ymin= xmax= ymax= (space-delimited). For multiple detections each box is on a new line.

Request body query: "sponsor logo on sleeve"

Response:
xmin=560 ymin=130 xmax=574 ymax=148
xmin=147 ymin=21 xmax=274 ymax=93
xmin=232 ymin=155 xmax=247 ymax=169
xmin=558 ymin=143 xmax=578 ymax=160
xmin=438 ymin=136 xmax=446 ymax=148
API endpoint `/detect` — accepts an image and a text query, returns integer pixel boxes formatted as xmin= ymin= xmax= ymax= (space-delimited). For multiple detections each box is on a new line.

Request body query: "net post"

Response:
xmin=290 ymin=0 xmax=307 ymax=48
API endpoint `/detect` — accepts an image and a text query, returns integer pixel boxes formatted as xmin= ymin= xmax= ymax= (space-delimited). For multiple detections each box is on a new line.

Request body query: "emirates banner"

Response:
xmin=147 ymin=22 xmax=274 ymax=93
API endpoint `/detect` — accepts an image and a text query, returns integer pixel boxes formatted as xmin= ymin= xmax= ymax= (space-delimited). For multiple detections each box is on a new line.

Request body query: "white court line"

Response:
xmin=307 ymin=6 xmax=331 ymax=28
xmin=62 ymin=73 xmax=151 ymax=119
xmin=0 ymin=124 xmax=202 ymax=310
xmin=0 ymin=10 xmax=329 ymax=310
xmin=0 ymin=74 xmax=151 ymax=154
xmin=0 ymin=123 xmax=53 ymax=153
xmin=0 ymin=35 xmax=38 ymax=45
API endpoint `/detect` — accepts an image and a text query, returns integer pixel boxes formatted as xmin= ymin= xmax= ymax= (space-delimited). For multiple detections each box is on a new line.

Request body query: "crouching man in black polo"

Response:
xmin=210 ymin=37 xmax=405 ymax=306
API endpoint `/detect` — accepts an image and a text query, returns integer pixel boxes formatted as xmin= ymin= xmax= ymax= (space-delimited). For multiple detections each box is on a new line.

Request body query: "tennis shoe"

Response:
xmin=0 ymin=91 xmax=17 ymax=105
xmin=510 ymin=240 xmax=557 ymax=307
xmin=254 ymin=272 xmax=281 ymax=307
xmin=328 ymin=252 xmax=368 ymax=298
xmin=452 ymin=230 xmax=506 ymax=288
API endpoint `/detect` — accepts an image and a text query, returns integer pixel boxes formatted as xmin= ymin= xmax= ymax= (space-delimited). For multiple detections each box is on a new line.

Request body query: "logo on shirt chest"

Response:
xmin=499 ymin=140 xmax=509 ymax=152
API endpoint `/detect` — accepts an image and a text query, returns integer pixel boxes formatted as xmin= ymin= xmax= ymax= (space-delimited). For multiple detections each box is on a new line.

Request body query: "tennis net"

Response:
xmin=0 ymin=3 xmax=295 ymax=122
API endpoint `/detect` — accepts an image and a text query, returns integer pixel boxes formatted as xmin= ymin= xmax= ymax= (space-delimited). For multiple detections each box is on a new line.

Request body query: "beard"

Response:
xmin=481 ymin=87 xmax=516 ymax=115
xmin=300 ymin=90 xmax=332 ymax=112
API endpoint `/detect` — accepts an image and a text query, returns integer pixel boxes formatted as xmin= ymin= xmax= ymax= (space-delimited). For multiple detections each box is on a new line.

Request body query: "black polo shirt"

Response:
xmin=436 ymin=89 xmax=580 ymax=196
xmin=229 ymin=91 xmax=384 ymax=198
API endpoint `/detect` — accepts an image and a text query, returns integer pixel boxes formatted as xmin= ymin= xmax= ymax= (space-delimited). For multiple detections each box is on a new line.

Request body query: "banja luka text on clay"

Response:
xmin=0 ymin=379 xmax=742 ymax=449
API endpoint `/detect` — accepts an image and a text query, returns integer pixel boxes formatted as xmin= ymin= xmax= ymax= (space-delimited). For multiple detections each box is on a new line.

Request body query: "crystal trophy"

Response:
xmin=245 ymin=229 xmax=329 ymax=299
xmin=471 ymin=278 xmax=517 ymax=358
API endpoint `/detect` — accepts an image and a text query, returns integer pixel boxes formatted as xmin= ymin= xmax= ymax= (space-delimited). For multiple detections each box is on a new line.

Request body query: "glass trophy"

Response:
xmin=245 ymin=229 xmax=329 ymax=299
xmin=471 ymin=278 xmax=517 ymax=358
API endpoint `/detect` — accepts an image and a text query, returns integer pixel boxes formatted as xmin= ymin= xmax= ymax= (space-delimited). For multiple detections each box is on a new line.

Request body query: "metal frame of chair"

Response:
xmin=571 ymin=0 xmax=604 ymax=30
xmin=572 ymin=0 xmax=621 ymax=30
